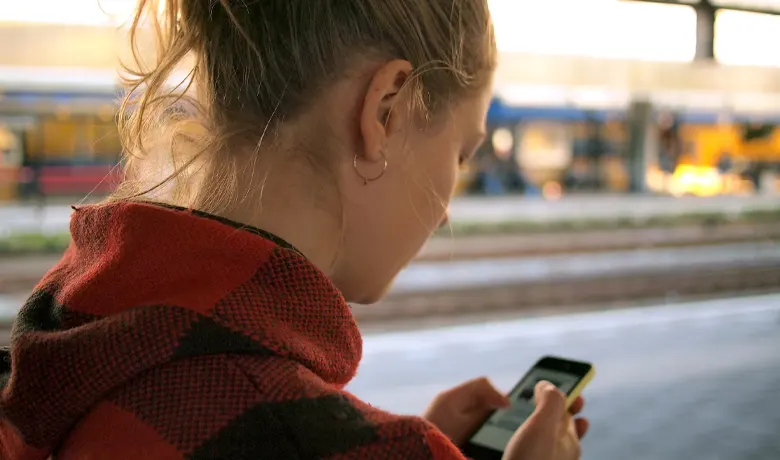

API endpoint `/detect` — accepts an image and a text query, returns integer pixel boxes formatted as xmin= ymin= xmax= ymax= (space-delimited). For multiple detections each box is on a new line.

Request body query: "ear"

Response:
xmin=359 ymin=59 xmax=413 ymax=163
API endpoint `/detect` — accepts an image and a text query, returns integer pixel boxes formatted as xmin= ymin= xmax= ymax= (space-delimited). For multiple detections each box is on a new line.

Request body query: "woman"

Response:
xmin=0 ymin=0 xmax=588 ymax=458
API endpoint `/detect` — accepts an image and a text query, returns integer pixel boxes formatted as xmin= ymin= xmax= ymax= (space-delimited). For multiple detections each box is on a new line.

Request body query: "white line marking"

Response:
xmin=361 ymin=294 xmax=780 ymax=356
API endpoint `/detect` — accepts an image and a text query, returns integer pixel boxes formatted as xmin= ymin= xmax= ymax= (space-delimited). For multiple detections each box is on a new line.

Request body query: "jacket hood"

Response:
xmin=0 ymin=201 xmax=362 ymax=459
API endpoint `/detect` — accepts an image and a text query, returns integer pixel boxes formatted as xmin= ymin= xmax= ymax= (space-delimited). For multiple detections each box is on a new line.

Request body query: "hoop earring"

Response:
xmin=353 ymin=150 xmax=388 ymax=185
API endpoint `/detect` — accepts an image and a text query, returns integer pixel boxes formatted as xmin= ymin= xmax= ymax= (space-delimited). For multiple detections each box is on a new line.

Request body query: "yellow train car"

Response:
xmin=677 ymin=122 xmax=780 ymax=167
xmin=661 ymin=121 xmax=780 ymax=196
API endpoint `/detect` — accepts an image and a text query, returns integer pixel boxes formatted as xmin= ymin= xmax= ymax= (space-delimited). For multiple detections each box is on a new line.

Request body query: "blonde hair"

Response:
xmin=113 ymin=0 xmax=496 ymax=213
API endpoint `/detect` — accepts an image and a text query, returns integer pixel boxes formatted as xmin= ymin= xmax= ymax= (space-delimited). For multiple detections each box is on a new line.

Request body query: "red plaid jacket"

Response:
xmin=0 ymin=202 xmax=465 ymax=459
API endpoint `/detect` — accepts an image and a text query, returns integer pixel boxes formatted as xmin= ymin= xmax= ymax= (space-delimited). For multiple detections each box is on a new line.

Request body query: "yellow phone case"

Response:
xmin=564 ymin=365 xmax=596 ymax=408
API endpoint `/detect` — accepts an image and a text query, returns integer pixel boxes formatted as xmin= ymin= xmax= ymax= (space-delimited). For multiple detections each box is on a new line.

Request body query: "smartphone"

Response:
xmin=462 ymin=356 xmax=595 ymax=460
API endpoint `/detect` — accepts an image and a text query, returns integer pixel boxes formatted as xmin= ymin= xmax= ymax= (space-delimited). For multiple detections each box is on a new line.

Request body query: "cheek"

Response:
xmin=401 ymin=137 xmax=460 ymax=228
xmin=437 ymin=148 xmax=461 ymax=199
xmin=419 ymin=149 xmax=459 ymax=226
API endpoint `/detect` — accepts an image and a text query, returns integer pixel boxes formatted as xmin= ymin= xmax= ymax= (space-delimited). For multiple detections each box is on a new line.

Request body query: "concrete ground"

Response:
xmin=350 ymin=294 xmax=780 ymax=460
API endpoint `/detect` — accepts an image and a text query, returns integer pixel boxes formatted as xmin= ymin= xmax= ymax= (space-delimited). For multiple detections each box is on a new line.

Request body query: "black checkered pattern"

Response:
xmin=0 ymin=202 xmax=466 ymax=460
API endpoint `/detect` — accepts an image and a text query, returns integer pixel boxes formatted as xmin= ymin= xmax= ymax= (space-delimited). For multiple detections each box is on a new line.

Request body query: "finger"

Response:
xmin=574 ymin=417 xmax=590 ymax=439
xmin=563 ymin=412 xmax=574 ymax=437
xmin=522 ymin=381 xmax=566 ymax=452
xmin=531 ymin=381 xmax=566 ymax=425
xmin=569 ymin=396 xmax=585 ymax=415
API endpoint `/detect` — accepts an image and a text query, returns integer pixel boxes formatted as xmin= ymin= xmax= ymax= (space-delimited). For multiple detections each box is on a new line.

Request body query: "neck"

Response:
xmin=223 ymin=197 xmax=342 ymax=278
xmin=209 ymin=157 xmax=344 ymax=280
xmin=139 ymin=123 xmax=346 ymax=281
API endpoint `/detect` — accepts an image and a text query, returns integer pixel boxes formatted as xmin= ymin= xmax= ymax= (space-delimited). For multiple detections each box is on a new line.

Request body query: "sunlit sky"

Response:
xmin=1 ymin=0 xmax=780 ymax=66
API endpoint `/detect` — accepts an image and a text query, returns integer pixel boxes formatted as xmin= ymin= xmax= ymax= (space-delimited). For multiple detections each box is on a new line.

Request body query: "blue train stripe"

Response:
xmin=3 ymin=90 xmax=780 ymax=125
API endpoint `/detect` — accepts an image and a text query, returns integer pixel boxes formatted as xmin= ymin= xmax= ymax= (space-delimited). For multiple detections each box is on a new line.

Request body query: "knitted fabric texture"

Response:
xmin=0 ymin=202 xmax=465 ymax=460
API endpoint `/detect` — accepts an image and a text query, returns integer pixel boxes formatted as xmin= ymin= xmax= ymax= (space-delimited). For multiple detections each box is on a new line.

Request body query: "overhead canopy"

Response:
xmin=707 ymin=0 xmax=780 ymax=13
xmin=0 ymin=1 xmax=776 ymax=65
xmin=627 ymin=0 xmax=780 ymax=14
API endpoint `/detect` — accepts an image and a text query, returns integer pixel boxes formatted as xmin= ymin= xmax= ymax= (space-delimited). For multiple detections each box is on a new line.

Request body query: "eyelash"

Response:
xmin=459 ymin=150 xmax=475 ymax=166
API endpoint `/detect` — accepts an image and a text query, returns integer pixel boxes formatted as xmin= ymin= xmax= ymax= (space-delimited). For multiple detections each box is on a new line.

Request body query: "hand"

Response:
xmin=503 ymin=381 xmax=589 ymax=460
xmin=423 ymin=377 xmax=510 ymax=446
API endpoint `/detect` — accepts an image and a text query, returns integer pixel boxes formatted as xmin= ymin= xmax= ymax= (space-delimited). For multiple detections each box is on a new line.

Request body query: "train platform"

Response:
xmin=447 ymin=193 xmax=780 ymax=224
xmin=395 ymin=241 xmax=779 ymax=294
xmin=351 ymin=293 xmax=780 ymax=460
xmin=3 ymin=289 xmax=779 ymax=459
xmin=1 ymin=193 xmax=778 ymax=236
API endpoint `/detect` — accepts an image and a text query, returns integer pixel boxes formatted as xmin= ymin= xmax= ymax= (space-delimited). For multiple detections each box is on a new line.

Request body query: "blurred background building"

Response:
xmin=2 ymin=0 xmax=780 ymax=201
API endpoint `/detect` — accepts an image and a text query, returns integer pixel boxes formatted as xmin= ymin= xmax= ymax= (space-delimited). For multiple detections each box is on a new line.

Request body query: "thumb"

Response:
xmin=504 ymin=382 xmax=567 ymax=460
xmin=530 ymin=381 xmax=567 ymax=427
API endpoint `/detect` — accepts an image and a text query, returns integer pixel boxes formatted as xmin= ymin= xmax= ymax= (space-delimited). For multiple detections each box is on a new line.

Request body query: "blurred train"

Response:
xmin=465 ymin=90 xmax=780 ymax=198
xmin=1 ymin=69 xmax=779 ymax=201
xmin=0 ymin=70 xmax=121 ymax=201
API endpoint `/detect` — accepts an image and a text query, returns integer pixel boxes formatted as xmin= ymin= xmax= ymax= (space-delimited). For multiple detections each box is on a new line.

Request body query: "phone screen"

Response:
xmin=468 ymin=367 xmax=584 ymax=452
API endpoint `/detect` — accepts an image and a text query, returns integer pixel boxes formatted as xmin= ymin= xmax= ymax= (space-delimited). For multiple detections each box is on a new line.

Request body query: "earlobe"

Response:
xmin=358 ymin=59 xmax=413 ymax=163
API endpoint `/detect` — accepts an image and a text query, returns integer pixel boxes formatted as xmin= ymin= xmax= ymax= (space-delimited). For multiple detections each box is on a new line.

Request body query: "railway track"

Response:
xmin=418 ymin=222 xmax=780 ymax=261
xmin=2 ymin=221 xmax=779 ymax=294
xmin=3 ymin=261 xmax=778 ymax=345
xmin=356 ymin=261 xmax=780 ymax=325
xmin=3 ymin=241 xmax=779 ymax=342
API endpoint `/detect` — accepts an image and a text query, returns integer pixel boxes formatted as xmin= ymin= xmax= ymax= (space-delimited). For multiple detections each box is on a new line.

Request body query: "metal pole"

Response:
xmin=694 ymin=0 xmax=716 ymax=61
xmin=626 ymin=100 xmax=653 ymax=193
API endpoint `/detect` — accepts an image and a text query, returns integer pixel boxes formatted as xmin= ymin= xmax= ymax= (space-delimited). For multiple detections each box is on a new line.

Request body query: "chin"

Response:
xmin=347 ymin=279 xmax=395 ymax=306
xmin=349 ymin=287 xmax=390 ymax=306
xmin=345 ymin=259 xmax=411 ymax=306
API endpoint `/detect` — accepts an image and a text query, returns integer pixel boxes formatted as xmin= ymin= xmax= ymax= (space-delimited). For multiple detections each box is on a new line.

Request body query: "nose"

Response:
xmin=438 ymin=211 xmax=450 ymax=229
